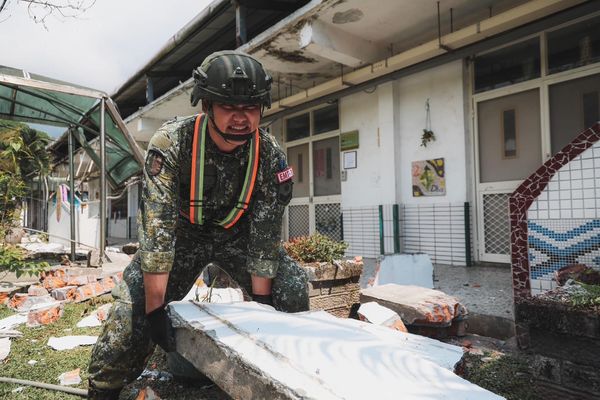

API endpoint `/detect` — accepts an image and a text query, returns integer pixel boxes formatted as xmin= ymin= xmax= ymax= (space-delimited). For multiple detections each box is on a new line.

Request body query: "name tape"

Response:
xmin=276 ymin=167 xmax=294 ymax=183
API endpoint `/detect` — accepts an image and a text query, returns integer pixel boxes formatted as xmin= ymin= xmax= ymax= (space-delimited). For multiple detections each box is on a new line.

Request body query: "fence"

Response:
xmin=341 ymin=202 xmax=472 ymax=266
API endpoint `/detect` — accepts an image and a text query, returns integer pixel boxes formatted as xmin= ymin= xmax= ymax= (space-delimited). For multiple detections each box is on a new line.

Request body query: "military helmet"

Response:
xmin=191 ymin=50 xmax=272 ymax=108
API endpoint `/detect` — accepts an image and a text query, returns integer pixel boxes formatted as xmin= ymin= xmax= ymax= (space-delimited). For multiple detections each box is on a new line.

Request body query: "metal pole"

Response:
xmin=99 ymin=98 xmax=106 ymax=263
xmin=393 ymin=204 xmax=400 ymax=254
xmin=235 ymin=1 xmax=247 ymax=47
xmin=378 ymin=205 xmax=384 ymax=255
xmin=464 ymin=202 xmax=472 ymax=267
xmin=68 ymin=127 xmax=76 ymax=262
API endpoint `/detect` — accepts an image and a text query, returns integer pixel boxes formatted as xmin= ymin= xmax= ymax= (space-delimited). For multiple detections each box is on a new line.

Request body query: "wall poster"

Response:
xmin=412 ymin=158 xmax=446 ymax=196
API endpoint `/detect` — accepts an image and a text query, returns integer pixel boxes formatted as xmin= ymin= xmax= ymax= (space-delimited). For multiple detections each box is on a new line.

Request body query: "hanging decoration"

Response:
xmin=421 ymin=98 xmax=436 ymax=147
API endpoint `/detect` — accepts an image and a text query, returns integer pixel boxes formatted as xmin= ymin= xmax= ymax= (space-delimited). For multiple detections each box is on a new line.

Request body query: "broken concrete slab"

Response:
xmin=301 ymin=259 xmax=363 ymax=281
xmin=360 ymin=284 xmax=468 ymax=326
xmin=8 ymin=293 xmax=56 ymax=313
xmin=170 ymin=301 xmax=504 ymax=400
xmin=0 ymin=337 xmax=10 ymax=361
xmin=371 ymin=253 xmax=434 ymax=288
xmin=51 ymin=286 xmax=77 ymax=301
xmin=357 ymin=301 xmax=407 ymax=332
xmin=58 ymin=368 xmax=81 ymax=386
xmin=27 ymin=284 xmax=49 ymax=296
xmin=27 ymin=301 xmax=64 ymax=327
xmin=76 ymin=303 xmax=113 ymax=328
xmin=0 ymin=314 xmax=27 ymax=331
xmin=47 ymin=335 xmax=98 ymax=351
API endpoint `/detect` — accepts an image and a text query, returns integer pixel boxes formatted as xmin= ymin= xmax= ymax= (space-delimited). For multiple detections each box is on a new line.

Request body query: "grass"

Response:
xmin=0 ymin=296 xmax=113 ymax=399
xmin=462 ymin=352 xmax=540 ymax=400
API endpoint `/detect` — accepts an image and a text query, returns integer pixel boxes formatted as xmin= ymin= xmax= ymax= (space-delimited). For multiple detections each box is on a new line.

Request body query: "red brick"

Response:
xmin=100 ymin=276 xmax=115 ymax=292
xmin=27 ymin=302 xmax=64 ymax=327
xmin=73 ymin=282 xmax=107 ymax=302
xmin=42 ymin=276 xmax=67 ymax=290
xmin=51 ymin=286 xmax=78 ymax=301
xmin=9 ymin=294 xmax=56 ymax=312
xmin=0 ymin=292 xmax=9 ymax=305
xmin=66 ymin=275 xmax=97 ymax=286
xmin=8 ymin=293 xmax=28 ymax=310
xmin=27 ymin=285 xmax=49 ymax=296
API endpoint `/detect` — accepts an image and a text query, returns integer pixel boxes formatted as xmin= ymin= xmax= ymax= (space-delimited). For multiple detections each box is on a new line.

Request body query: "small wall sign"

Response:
xmin=412 ymin=158 xmax=446 ymax=196
xmin=343 ymin=151 xmax=357 ymax=169
xmin=340 ymin=130 xmax=359 ymax=151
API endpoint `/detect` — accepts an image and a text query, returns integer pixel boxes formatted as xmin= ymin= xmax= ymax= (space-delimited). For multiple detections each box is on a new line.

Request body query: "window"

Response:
xmin=286 ymin=113 xmax=309 ymax=141
xmin=313 ymin=103 xmax=339 ymax=135
xmin=284 ymin=102 xmax=339 ymax=142
xmin=474 ymin=38 xmax=540 ymax=93
xmin=547 ymin=15 xmax=600 ymax=74
xmin=502 ymin=109 xmax=517 ymax=158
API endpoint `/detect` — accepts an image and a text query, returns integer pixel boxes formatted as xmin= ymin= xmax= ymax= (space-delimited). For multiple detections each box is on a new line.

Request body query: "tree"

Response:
xmin=0 ymin=120 xmax=51 ymax=277
xmin=0 ymin=0 xmax=95 ymax=27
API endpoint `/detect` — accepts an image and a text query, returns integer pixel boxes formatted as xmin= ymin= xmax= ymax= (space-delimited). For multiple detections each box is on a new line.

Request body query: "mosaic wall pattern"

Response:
xmin=509 ymin=122 xmax=600 ymax=300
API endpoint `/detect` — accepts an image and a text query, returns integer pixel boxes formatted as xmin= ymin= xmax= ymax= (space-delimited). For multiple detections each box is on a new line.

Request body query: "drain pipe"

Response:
xmin=0 ymin=377 xmax=88 ymax=397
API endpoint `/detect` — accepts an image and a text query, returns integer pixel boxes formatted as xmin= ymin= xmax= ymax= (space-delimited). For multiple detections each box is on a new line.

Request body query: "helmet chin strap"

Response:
xmin=207 ymin=105 xmax=253 ymax=144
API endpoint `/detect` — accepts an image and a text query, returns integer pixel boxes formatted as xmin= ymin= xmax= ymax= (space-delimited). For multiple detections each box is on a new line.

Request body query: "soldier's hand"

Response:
xmin=146 ymin=304 xmax=175 ymax=352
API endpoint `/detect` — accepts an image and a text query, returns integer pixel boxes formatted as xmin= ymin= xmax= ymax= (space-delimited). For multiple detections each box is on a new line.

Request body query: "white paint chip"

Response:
xmin=0 ymin=337 xmax=10 ymax=361
xmin=47 ymin=335 xmax=98 ymax=350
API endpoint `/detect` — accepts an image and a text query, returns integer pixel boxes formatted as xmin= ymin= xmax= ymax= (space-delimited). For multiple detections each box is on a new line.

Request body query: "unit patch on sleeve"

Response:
xmin=276 ymin=166 xmax=294 ymax=183
xmin=146 ymin=150 xmax=165 ymax=176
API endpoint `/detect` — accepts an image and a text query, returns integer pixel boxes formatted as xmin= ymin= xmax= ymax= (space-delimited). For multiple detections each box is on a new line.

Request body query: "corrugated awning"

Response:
xmin=0 ymin=65 xmax=143 ymax=187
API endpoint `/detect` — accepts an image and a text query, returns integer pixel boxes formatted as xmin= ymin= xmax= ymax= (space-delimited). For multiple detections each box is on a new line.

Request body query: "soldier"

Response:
xmin=87 ymin=50 xmax=309 ymax=399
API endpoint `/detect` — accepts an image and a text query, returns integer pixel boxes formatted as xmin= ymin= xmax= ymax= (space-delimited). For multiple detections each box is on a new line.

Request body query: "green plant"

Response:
xmin=283 ymin=233 xmax=348 ymax=263
xmin=570 ymin=282 xmax=600 ymax=307
xmin=0 ymin=244 xmax=48 ymax=278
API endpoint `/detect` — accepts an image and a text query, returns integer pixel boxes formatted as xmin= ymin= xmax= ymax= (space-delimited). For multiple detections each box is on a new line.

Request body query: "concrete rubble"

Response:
xmin=357 ymin=301 xmax=407 ymax=332
xmin=47 ymin=335 xmax=98 ymax=351
xmin=0 ymin=337 xmax=10 ymax=361
xmin=58 ymin=368 xmax=82 ymax=386
xmin=26 ymin=301 xmax=64 ymax=327
xmin=169 ymin=300 xmax=504 ymax=400
xmin=360 ymin=284 xmax=468 ymax=326
xmin=77 ymin=303 xmax=113 ymax=328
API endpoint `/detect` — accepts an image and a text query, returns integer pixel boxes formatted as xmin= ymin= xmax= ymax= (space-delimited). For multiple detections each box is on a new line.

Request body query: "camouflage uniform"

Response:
xmin=88 ymin=114 xmax=308 ymax=391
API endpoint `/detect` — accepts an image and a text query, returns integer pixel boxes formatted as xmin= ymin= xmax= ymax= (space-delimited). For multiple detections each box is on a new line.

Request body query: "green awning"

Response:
xmin=0 ymin=65 xmax=143 ymax=187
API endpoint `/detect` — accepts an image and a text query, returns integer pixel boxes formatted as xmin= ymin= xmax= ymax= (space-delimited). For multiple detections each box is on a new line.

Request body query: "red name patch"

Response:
xmin=276 ymin=167 xmax=294 ymax=183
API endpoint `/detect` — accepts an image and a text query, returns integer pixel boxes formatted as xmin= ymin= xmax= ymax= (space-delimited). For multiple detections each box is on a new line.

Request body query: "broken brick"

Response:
xmin=66 ymin=275 xmax=97 ymax=286
xmin=42 ymin=276 xmax=67 ymax=291
xmin=51 ymin=286 xmax=78 ymax=301
xmin=99 ymin=276 xmax=115 ymax=292
xmin=27 ymin=302 xmax=64 ymax=327
xmin=0 ymin=292 xmax=9 ymax=305
xmin=111 ymin=272 xmax=123 ymax=285
xmin=9 ymin=294 xmax=56 ymax=312
xmin=28 ymin=285 xmax=49 ymax=297
xmin=73 ymin=282 xmax=107 ymax=302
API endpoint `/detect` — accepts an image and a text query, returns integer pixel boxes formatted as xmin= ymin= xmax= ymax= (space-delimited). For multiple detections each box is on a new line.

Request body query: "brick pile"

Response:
xmin=5 ymin=267 xmax=123 ymax=327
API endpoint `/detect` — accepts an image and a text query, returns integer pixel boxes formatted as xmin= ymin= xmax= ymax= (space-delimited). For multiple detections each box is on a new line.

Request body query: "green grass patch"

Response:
xmin=0 ymin=300 xmax=110 ymax=399
xmin=463 ymin=352 xmax=539 ymax=400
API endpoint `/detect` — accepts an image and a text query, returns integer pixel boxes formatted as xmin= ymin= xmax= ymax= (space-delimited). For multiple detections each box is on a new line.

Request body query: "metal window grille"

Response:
xmin=288 ymin=204 xmax=309 ymax=239
xmin=341 ymin=206 xmax=381 ymax=258
xmin=482 ymin=193 xmax=511 ymax=255
xmin=315 ymin=203 xmax=342 ymax=241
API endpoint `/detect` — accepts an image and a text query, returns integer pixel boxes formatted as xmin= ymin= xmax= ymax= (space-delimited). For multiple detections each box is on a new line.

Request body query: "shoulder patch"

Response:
xmin=276 ymin=167 xmax=294 ymax=183
xmin=146 ymin=150 xmax=164 ymax=176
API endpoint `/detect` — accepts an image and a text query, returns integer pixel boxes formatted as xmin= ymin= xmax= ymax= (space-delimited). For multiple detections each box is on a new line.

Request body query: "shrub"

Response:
xmin=0 ymin=244 xmax=48 ymax=278
xmin=283 ymin=233 xmax=348 ymax=263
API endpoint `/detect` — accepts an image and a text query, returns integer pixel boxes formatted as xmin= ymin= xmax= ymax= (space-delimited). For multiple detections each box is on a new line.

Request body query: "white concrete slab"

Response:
xmin=373 ymin=254 xmax=434 ymax=288
xmin=0 ymin=337 xmax=10 ymax=361
xmin=170 ymin=301 xmax=504 ymax=400
xmin=0 ymin=314 xmax=27 ymax=331
xmin=47 ymin=335 xmax=98 ymax=351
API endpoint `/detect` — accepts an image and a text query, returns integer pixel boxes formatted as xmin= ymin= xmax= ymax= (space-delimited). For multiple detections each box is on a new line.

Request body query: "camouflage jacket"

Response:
xmin=138 ymin=114 xmax=293 ymax=278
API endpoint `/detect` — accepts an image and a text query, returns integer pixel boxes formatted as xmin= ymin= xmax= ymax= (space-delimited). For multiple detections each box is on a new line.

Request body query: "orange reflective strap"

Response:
xmin=219 ymin=129 xmax=260 ymax=229
xmin=188 ymin=113 xmax=260 ymax=229
xmin=189 ymin=114 xmax=207 ymax=224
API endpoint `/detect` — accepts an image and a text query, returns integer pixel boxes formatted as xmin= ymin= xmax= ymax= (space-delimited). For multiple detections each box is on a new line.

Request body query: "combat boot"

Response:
xmin=87 ymin=379 xmax=121 ymax=400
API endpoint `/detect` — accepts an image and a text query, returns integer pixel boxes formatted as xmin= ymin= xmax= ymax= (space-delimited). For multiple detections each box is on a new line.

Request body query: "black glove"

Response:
xmin=252 ymin=294 xmax=273 ymax=306
xmin=146 ymin=304 xmax=175 ymax=352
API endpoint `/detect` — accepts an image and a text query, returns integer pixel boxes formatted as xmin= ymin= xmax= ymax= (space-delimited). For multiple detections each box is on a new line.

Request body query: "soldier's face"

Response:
xmin=212 ymin=102 xmax=261 ymax=137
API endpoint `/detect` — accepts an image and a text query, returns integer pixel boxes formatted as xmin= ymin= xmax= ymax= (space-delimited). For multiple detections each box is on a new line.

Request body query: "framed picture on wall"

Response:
xmin=343 ymin=151 xmax=357 ymax=169
xmin=412 ymin=158 xmax=446 ymax=196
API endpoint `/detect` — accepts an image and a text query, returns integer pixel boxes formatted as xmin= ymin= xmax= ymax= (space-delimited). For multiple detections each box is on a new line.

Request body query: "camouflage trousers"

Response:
xmin=88 ymin=233 xmax=309 ymax=391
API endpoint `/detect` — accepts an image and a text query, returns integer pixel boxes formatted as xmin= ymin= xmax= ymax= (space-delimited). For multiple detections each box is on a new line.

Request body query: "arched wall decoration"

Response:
xmin=509 ymin=122 xmax=600 ymax=301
